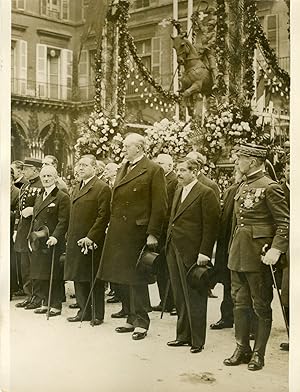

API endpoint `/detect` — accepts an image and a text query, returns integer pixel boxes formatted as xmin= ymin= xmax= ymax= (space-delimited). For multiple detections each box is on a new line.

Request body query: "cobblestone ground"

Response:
xmin=8 ymin=283 xmax=289 ymax=392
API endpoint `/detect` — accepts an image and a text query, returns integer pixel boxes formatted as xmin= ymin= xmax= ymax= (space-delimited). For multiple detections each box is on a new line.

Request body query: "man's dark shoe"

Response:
xmin=115 ymin=326 xmax=134 ymax=333
xmin=280 ymin=342 xmax=289 ymax=351
xmin=106 ymin=296 xmax=120 ymax=304
xmin=151 ymin=304 xmax=162 ymax=312
xmin=48 ymin=310 xmax=61 ymax=317
xmin=190 ymin=346 xmax=204 ymax=353
xmin=25 ymin=302 xmax=41 ymax=310
xmin=210 ymin=319 xmax=233 ymax=330
xmin=249 ymin=332 xmax=255 ymax=340
xmin=70 ymin=294 xmax=76 ymax=299
xmin=208 ymin=289 xmax=218 ymax=298
xmin=13 ymin=289 xmax=26 ymax=297
xmin=167 ymin=340 xmax=190 ymax=347
xmin=69 ymin=303 xmax=80 ymax=309
xmin=247 ymin=352 xmax=264 ymax=371
xmin=34 ymin=307 xmax=48 ymax=314
xmin=107 ymin=290 xmax=115 ymax=296
xmin=90 ymin=319 xmax=103 ymax=326
xmin=132 ymin=331 xmax=147 ymax=340
xmin=67 ymin=315 xmax=91 ymax=322
xmin=224 ymin=346 xmax=252 ymax=366
xmin=170 ymin=308 xmax=177 ymax=316
xmin=15 ymin=299 xmax=31 ymax=308
xmin=111 ymin=310 xmax=128 ymax=318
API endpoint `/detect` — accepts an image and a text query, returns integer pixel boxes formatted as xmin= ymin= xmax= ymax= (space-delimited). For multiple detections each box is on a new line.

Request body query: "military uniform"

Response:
xmin=224 ymin=144 xmax=289 ymax=371
xmin=14 ymin=174 xmax=43 ymax=304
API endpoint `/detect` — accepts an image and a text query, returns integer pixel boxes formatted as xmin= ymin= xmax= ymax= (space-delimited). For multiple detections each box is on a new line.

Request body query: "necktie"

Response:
xmin=43 ymin=191 xmax=48 ymax=201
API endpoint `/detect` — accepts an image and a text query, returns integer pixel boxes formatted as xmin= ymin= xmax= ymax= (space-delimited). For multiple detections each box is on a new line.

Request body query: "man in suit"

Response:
xmin=13 ymin=157 xmax=44 ymax=309
xmin=152 ymin=153 xmax=178 ymax=315
xmin=10 ymin=168 xmax=20 ymax=299
xmin=29 ymin=165 xmax=70 ymax=316
xmin=64 ymin=155 xmax=111 ymax=325
xmin=166 ymin=158 xmax=220 ymax=353
xmin=98 ymin=133 xmax=167 ymax=340
xmin=11 ymin=160 xmax=28 ymax=189
xmin=280 ymin=155 xmax=290 ymax=351
xmin=186 ymin=151 xmax=220 ymax=202
xmin=224 ymin=143 xmax=289 ymax=371
xmin=42 ymin=155 xmax=68 ymax=193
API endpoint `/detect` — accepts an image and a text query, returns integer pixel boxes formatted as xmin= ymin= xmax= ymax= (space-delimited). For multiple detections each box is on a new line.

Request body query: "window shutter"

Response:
xmin=61 ymin=49 xmax=73 ymax=100
xmin=12 ymin=0 xmax=17 ymax=8
xmin=152 ymin=37 xmax=161 ymax=80
xmin=62 ymin=0 xmax=69 ymax=20
xmin=36 ymin=44 xmax=47 ymax=97
xmin=17 ymin=40 xmax=27 ymax=95
xmin=266 ymin=14 xmax=278 ymax=54
xmin=78 ymin=50 xmax=89 ymax=100
xmin=41 ymin=0 xmax=47 ymax=16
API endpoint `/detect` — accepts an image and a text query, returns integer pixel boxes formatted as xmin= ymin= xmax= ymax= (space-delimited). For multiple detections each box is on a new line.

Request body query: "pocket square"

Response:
xmin=49 ymin=203 xmax=56 ymax=207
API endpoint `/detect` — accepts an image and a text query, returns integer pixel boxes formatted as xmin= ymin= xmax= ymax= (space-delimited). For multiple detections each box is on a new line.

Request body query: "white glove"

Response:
xmin=196 ymin=253 xmax=210 ymax=266
xmin=46 ymin=236 xmax=58 ymax=247
xmin=21 ymin=207 xmax=33 ymax=218
xmin=262 ymin=248 xmax=281 ymax=265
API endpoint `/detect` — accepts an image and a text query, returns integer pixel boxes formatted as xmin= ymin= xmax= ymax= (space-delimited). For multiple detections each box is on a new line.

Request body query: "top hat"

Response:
xmin=136 ymin=246 xmax=159 ymax=283
xmin=23 ymin=157 xmax=43 ymax=168
xmin=236 ymin=143 xmax=267 ymax=159
xmin=29 ymin=225 xmax=49 ymax=252
xmin=186 ymin=263 xmax=210 ymax=291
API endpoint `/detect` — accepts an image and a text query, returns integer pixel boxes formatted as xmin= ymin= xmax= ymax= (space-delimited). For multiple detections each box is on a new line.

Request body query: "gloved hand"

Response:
xmin=46 ymin=236 xmax=58 ymax=247
xmin=262 ymin=247 xmax=281 ymax=265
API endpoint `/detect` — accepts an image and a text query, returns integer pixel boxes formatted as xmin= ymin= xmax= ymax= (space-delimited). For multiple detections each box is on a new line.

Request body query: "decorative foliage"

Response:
xmin=144 ymin=118 xmax=193 ymax=159
xmin=215 ymin=0 xmax=228 ymax=95
xmin=74 ymin=111 xmax=121 ymax=160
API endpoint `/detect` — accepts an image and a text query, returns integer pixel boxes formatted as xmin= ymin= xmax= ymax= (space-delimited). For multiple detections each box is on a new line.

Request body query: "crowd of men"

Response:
xmin=10 ymin=134 xmax=290 ymax=372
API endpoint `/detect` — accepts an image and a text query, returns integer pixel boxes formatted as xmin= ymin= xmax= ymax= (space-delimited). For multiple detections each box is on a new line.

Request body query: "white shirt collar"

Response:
xmin=130 ymin=154 xmax=144 ymax=165
xmin=181 ymin=179 xmax=198 ymax=202
xmin=82 ymin=175 xmax=95 ymax=186
xmin=44 ymin=184 xmax=56 ymax=196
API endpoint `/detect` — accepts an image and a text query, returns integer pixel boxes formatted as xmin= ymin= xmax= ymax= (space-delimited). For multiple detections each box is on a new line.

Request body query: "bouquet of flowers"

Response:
xmin=74 ymin=111 xmax=121 ymax=160
xmin=145 ymin=118 xmax=193 ymax=159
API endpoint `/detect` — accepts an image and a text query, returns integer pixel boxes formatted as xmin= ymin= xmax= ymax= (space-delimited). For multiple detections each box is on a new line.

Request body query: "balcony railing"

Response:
xmin=278 ymin=56 xmax=290 ymax=73
xmin=11 ymin=78 xmax=96 ymax=102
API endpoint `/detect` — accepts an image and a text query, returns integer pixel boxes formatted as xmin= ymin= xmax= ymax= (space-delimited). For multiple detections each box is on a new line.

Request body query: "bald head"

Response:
xmin=123 ymin=133 xmax=146 ymax=162
xmin=156 ymin=153 xmax=174 ymax=174
xmin=186 ymin=151 xmax=206 ymax=166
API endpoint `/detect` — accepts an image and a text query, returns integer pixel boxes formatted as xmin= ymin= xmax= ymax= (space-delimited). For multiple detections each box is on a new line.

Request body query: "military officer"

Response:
xmin=224 ymin=143 xmax=289 ymax=371
xmin=13 ymin=157 xmax=44 ymax=309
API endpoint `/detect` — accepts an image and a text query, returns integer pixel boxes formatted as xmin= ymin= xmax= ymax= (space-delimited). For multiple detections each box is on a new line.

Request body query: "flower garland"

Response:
xmin=215 ymin=0 xmax=227 ymax=95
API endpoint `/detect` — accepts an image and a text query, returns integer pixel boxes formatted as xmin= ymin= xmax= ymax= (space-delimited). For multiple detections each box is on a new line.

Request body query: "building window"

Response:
xmin=12 ymin=0 xmax=25 ymax=10
xmin=40 ymin=0 xmax=69 ymax=20
xmin=78 ymin=49 xmax=96 ymax=100
xmin=36 ymin=44 xmax=73 ymax=100
xmin=259 ymin=14 xmax=279 ymax=54
xmin=135 ymin=37 xmax=161 ymax=78
xmin=133 ymin=0 xmax=150 ymax=9
xmin=11 ymin=39 xmax=27 ymax=95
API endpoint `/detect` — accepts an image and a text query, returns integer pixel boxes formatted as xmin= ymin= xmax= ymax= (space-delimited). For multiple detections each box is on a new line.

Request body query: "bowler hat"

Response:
xmin=136 ymin=246 xmax=159 ymax=283
xmin=29 ymin=225 xmax=49 ymax=252
xmin=186 ymin=263 xmax=210 ymax=291
xmin=23 ymin=157 xmax=43 ymax=168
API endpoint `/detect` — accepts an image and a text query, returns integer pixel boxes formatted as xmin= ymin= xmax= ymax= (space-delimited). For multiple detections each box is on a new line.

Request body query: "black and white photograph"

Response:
xmin=0 ymin=0 xmax=299 ymax=391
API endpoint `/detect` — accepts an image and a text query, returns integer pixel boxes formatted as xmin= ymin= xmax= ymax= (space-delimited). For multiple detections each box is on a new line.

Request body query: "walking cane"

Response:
xmin=47 ymin=245 xmax=56 ymax=320
xmin=270 ymin=264 xmax=289 ymax=337
xmin=80 ymin=243 xmax=97 ymax=326
xmin=160 ymin=279 xmax=170 ymax=319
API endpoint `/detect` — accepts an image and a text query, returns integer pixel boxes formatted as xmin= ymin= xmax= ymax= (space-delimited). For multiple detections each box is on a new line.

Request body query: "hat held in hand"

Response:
xmin=136 ymin=245 xmax=159 ymax=283
xmin=186 ymin=263 xmax=210 ymax=290
xmin=29 ymin=225 xmax=49 ymax=252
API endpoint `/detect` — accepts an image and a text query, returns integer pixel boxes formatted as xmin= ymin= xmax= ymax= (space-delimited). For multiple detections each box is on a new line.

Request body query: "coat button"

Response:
xmin=240 ymin=217 xmax=244 ymax=220
xmin=240 ymin=223 xmax=244 ymax=227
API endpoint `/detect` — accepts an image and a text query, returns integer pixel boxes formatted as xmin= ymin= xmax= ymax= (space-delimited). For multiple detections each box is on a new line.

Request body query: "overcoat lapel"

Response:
xmin=73 ymin=176 xmax=97 ymax=202
xmin=114 ymin=157 xmax=147 ymax=188
xmin=34 ymin=187 xmax=59 ymax=217
xmin=173 ymin=183 xmax=201 ymax=221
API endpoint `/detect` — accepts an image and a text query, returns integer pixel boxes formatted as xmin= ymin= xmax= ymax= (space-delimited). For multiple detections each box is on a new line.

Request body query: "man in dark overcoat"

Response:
xmin=166 ymin=158 xmax=220 ymax=353
xmin=64 ymin=155 xmax=111 ymax=325
xmin=152 ymin=153 xmax=178 ymax=314
xmin=224 ymin=143 xmax=289 ymax=371
xmin=98 ymin=133 xmax=168 ymax=340
xmin=13 ymin=157 xmax=44 ymax=309
xmin=29 ymin=165 xmax=70 ymax=316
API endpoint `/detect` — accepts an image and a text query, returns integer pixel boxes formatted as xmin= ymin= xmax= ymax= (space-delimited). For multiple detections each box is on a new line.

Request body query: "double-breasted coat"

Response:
xmin=281 ymin=181 xmax=290 ymax=307
xmin=228 ymin=171 xmax=289 ymax=272
xmin=29 ymin=187 xmax=70 ymax=280
xmin=97 ymin=156 xmax=167 ymax=285
xmin=14 ymin=176 xmax=43 ymax=253
xmin=64 ymin=176 xmax=111 ymax=282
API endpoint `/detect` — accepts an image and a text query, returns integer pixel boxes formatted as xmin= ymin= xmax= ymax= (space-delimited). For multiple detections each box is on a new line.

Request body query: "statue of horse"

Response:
xmin=171 ymin=33 xmax=213 ymax=116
